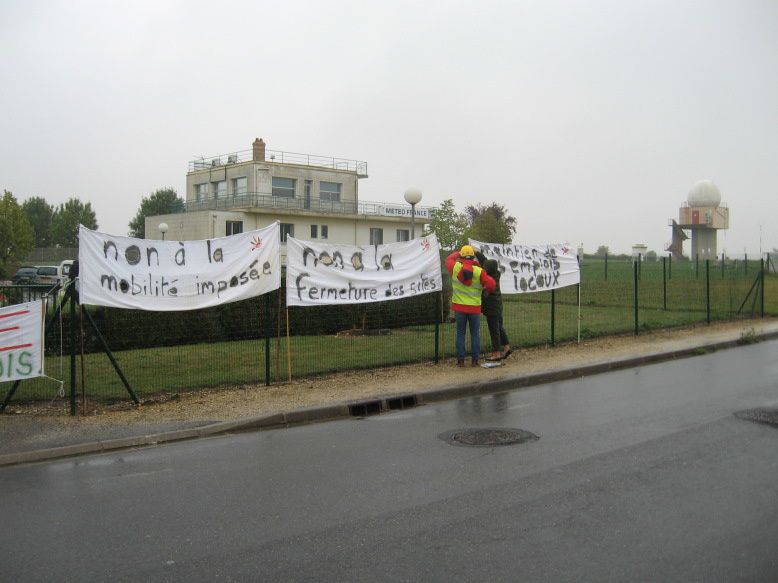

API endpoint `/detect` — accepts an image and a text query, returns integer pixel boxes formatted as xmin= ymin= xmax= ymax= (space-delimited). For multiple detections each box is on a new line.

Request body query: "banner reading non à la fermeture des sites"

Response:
xmin=286 ymin=234 xmax=443 ymax=306
xmin=0 ymin=300 xmax=44 ymax=382
xmin=79 ymin=223 xmax=281 ymax=311
xmin=469 ymin=239 xmax=580 ymax=294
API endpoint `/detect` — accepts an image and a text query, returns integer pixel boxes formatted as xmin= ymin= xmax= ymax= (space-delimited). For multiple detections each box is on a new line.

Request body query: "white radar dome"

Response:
xmin=687 ymin=180 xmax=722 ymax=207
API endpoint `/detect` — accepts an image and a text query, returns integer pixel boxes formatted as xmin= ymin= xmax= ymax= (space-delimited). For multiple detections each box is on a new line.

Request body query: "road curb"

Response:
xmin=2 ymin=328 xmax=776 ymax=467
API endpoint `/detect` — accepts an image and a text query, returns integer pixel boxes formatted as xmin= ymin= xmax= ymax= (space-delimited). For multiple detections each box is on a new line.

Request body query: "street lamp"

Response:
xmin=158 ymin=222 xmax=169 ymax=241
xmin=403 ymin=187 xmax=423 ymax=239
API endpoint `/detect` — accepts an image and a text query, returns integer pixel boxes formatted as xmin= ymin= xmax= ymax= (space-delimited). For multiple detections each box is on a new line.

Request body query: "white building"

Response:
xmin=631 ymin=243 xmax=648 ymax=261
xmin=146 ymin=138 xmax=435 ymax=260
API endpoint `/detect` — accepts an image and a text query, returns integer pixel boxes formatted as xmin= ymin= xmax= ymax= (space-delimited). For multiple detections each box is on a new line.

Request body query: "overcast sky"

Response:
xmin=2 ymin=0 xmax=776 ymax=255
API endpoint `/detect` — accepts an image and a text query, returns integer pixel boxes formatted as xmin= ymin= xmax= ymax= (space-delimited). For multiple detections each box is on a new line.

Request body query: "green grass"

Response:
xmin=3 ymin=265 xmax=776 ymax=404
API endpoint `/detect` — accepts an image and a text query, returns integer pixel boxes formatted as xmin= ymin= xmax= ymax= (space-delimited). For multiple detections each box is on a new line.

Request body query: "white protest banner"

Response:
xmin=286 ymin=234 xmax=442 ymax=306
xmin=470 ymin=239 xmax=580 ymax=294
xmin=79 ymin=223 xmax=281 ymax=311
xmin=0 ymin=300 xmax=44 ymax=382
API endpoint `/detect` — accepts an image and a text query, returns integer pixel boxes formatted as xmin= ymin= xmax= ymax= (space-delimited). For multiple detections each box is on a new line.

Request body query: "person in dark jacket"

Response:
xmin=476 ymin=250 xmax=512 ymax=361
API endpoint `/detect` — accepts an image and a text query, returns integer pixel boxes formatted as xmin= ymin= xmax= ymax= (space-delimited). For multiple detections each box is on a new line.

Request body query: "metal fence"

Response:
xmin=1 ymin=256 xmax=774 ymax=412
xmin=0 ymin=283 xmax=60 ymax=305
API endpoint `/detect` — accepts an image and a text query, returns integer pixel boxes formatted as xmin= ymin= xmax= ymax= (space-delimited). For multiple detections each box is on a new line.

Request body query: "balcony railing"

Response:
xmin=180 ymin=192 xmax=434 ymax=219
xmin=188 ymin=148 xmax=368 ymax=177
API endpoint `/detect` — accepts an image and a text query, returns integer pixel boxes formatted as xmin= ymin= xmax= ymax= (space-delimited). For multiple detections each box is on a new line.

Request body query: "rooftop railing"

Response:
xmin=188 ymin=149 xmax=368 ymax=177
xmin=180 ymin=192 xmax=434 ymax=218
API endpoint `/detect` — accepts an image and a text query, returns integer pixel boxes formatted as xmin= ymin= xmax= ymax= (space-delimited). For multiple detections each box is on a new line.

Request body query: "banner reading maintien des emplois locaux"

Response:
xmin=469 ymin=239 xmax=580 ymax=294
xmin=78 ymin=223 xmax=281 ymax=311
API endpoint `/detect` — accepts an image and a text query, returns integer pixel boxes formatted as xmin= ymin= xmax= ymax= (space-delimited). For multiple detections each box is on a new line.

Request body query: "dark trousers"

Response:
xmin=485 ymin=312 xmax=509 ymax=353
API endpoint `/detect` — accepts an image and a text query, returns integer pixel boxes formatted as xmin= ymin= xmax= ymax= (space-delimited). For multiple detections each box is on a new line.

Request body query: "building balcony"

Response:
xmin=180 ymin=192 xmax=435 ymax=220
xmin=188 ymin=148 xmax=368 ymax=177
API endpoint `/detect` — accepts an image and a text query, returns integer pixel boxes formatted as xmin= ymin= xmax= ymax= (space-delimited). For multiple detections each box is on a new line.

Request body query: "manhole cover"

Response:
xmin=439 ymin=428 xmax=539 ymax=447
xmin=734 ymin=408 xmax=778 ymax=427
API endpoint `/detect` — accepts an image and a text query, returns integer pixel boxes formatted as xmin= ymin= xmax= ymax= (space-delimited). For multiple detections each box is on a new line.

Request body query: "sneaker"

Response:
xmin=471 ymin=359 xmax=479 ymax=367
xmin=456 ymin=359 xmax=465 ymax=367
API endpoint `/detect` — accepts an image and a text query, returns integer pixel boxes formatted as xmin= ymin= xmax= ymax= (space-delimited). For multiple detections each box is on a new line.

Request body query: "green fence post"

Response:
xmin=668 ymin=253 xmax=672 ymax=280
xmin=550 ymin=289 xmax=556 ymax=346
xmin=761 ymin=258 xmax=765 ymax=318
xmin=69 ymin=287 xmax=77 ymax=416
xmin=706 ymin=259 xmax=711 ymax=324
xmin=434 ymin=292 xmax=441 ymax=364
xmin=638 ymin=253 xmax=642 ymax=280
xmin=264 ymin=293 xmax=271 ymax=386
xmin=633 ymin=259 xmax=639 ymax=335
xmin=744 ymin=252 xmax=748 ymax=276
xmin=662 ymin=256 xmax=667 ymax=310
xmin=604 ymin=253 xmax=608 ymax=281
xmin=721 ymin=252 xmax=725 ymax=278
xmin=696 ymin=254 xmax=699 ymax=278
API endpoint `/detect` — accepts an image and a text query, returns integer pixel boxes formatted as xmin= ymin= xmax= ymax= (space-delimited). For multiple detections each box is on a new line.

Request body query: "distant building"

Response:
xmin=667 ymin=180 xmax=729 ymax=260
xmin=631 ymin=243 xmax=648 ymax=261
xmin=145 ymin=138 xmax=435 ymax=261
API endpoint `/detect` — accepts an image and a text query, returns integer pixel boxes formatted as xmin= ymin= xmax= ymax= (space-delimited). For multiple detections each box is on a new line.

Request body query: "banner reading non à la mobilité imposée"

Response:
xmin=0 ymin=300 xmax=44 ymax=382
xmin=286 ymin=233 xmax=442 ymax=306
xmin=78 ymin=223 xmax=281 ymax=311
xmin=469 ymin=239 xmax=580 ymax=294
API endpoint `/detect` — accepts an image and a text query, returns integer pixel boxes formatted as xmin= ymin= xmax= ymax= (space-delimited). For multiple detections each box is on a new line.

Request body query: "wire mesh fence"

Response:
xmin=1 ymin=255 xmax=775 ymax=410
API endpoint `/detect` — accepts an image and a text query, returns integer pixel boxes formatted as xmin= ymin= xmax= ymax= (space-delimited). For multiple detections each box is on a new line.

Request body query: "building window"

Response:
xmin=320 ymin=181 xmax=341 ymax=202
xmin=370 ymin=228 xmax=383 ymax=245
xmin=226 ymin=221 xmax=243 ymax=236
xmin=321 ymin=225 xmax=328 ymax=239
xmin=212 ymin=180 xmax=226 ymax=198
xmin=232 ymin=177 xmax=247 ymax=196
xmin=280 ymin=223 xmax=294 ymax=242
xmin=310 ymin=225 xmax=318 ymax=239
xmin=272 ymin=177 xmax=296 ymax=197
xmin=396 ymin=229 xmax=409 ymax=242
xmin=196 ymin=183 xmax=209 ymax=201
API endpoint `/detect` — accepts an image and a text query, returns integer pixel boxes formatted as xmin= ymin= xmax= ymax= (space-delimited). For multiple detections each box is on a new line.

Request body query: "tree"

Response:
xmin=424 ymin=198 xmax=469 ymax=251
xmin=595 ymin=245 xmax=610 ymax=256
xmin=463 ymin=202 xmax=517 ymax=244
xmin=21 ymin=196 xmax=54 ymax=247
xmin=0 ymin=190 xmax=34 ymax=278
xmin=128 ymin=187 xmax=184 ymax=238
xmin=50 ymin=197 xmax=98 ymax=247
xmin=646 ymin=250 xmax=658 ymax=261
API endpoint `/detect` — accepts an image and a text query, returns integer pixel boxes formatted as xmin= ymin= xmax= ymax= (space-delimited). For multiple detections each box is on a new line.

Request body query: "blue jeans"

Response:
xmin=455 ymin=311 xmax=481 ymax=362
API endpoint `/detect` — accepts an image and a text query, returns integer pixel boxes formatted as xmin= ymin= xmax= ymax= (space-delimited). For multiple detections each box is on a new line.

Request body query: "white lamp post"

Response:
xmin=403 ymin=187 xmax=423 ymax=239
xmin=158 ymin=222 xmax=169 ymax=241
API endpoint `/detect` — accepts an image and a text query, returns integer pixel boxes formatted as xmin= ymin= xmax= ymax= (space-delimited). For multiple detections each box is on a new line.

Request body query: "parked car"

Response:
xmin=36 ymin=265 xmax=61 ymax=285
xmin=12 ymin=267 xmax=39 ymax=284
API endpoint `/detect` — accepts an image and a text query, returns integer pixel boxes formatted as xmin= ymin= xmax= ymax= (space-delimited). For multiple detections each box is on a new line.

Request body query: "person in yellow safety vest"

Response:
xmin=445 ymin=244 xmax=497 ymax=367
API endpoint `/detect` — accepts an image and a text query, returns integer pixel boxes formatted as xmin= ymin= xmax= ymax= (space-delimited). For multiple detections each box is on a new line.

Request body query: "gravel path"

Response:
xmin=1 ymin=318 xmax=774 ymax=456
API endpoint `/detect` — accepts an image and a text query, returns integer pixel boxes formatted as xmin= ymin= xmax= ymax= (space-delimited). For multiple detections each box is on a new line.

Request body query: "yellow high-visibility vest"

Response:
xmin=452 ymin=262 xmax=483 ymax=306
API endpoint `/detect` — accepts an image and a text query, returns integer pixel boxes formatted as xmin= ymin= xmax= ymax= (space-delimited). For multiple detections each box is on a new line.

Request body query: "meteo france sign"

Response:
xmin=379 ymin=205 xmax=432 ymax=219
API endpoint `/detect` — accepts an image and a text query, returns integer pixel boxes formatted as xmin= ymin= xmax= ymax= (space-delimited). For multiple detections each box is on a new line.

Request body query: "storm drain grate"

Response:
xmin=438 ymin=428 xmax=539 ymax=447
xmin=349 ymin=400 xmax=382 ymax=417
xmin=387 ymin=396 xmax=418 ymax=410
xmin=734 ymin=408 xmax=778 ymax=427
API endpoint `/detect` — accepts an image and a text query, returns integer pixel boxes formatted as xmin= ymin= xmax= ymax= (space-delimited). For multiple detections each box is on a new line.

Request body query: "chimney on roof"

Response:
xmin=253 ymin=138 xmax=266 ymax=162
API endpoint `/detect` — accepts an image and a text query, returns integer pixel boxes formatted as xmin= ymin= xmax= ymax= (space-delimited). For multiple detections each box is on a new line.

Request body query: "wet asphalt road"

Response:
xmin=2 ymin=340 xmax=778 ymax=582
